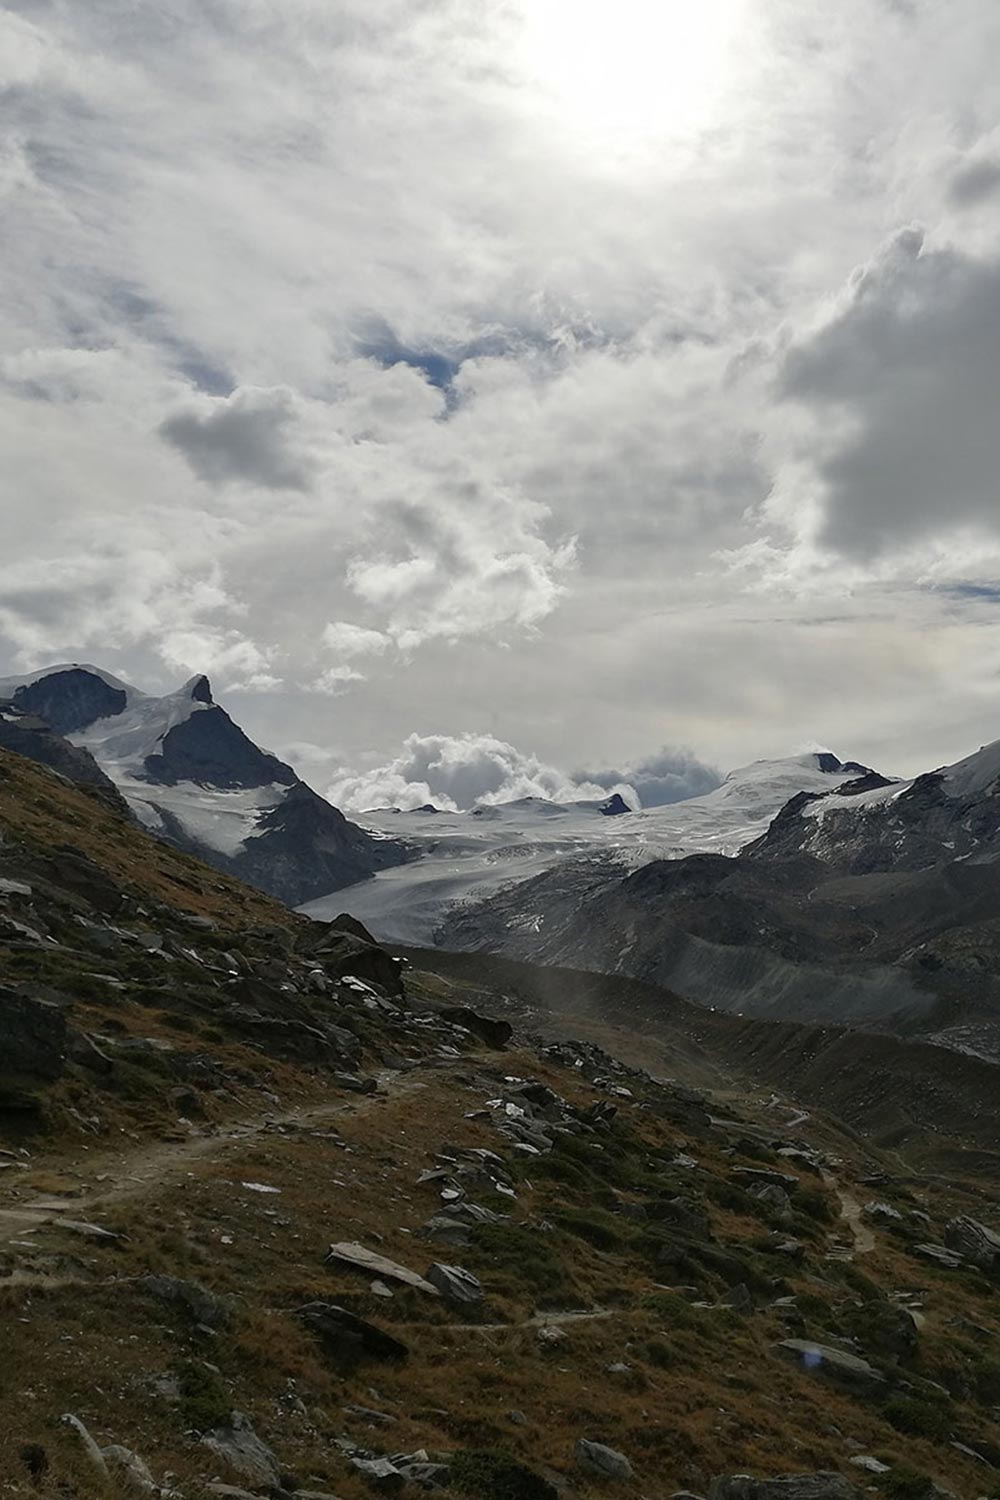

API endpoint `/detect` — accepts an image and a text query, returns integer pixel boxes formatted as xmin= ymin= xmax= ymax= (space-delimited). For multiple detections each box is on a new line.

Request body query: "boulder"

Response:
xmin=944 ymin=1215 xmax=1000 ymax=1272
xmin=574 ymin=1439 xmax=633 ymax=1481
xmin=435 ymin=1006 xmax=512 ymax=1048
xmin=774 ymin=1340 xmax=885 ymax=1393
xmin=709 ymin=1478 xmax=859 ymax=1500
xmin=0 ymin=989 xmax=67 ymax=1079
xmin=350 ymin=1455 xmax=406 ymax=1492
xmin=199 ymin=1410 xmax=282 ymax=1488
xmin=135 ymin=1274 xmax=234 ymax=1329
xmin=297 ymin=1302 xmax=409 ymax=1366
xmin=914 ymin=1242 xmax=963 ymax=1269
xmin=101 ymin=1444 xmax=157 ymax=1496
xmin=425 ymin=1263 xmax=483 ymax=1303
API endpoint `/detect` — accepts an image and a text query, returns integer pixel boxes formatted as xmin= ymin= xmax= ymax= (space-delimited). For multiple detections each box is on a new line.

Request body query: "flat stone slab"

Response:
xmin=774 ymin=1339 xmax=885 ymax=1392
xmin=326 ymin=1241 xmax=440 ymax=1295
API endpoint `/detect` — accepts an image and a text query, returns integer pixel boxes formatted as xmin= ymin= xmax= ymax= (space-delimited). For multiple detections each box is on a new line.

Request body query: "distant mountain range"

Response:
xmin=440 ymin=739 xmax=1000 ymax=1054
xmin=310 ymin=750 xmax=882 ymax=944
xmin=0 ymin=664 xmax=411 ymax=905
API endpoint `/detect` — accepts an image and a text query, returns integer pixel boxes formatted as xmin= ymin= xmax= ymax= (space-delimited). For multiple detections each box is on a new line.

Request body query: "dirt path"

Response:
xmin=822 ymin=1169 xmax=876 ymax=1258
xmin=0 ymin=1069 xmax=421 ymax=1249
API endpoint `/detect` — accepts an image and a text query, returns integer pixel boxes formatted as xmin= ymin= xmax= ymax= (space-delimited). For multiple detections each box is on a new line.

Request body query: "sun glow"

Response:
xmin=516 ymin=0 xmax=747 ymax=153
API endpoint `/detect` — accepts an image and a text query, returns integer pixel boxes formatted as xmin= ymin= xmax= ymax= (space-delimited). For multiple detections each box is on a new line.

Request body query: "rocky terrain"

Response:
xmin=2 ymin=746 xmax=1000 ymax=1499
xmin=439 ymin=741 xmax=1000 ymax=1044
xmin=0 ymin=665 xmax=411 ymax=906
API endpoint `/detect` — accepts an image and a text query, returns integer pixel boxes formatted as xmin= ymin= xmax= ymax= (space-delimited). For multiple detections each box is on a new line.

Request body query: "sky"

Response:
xmin=5 ymin=0 xmax=1000 ymax=810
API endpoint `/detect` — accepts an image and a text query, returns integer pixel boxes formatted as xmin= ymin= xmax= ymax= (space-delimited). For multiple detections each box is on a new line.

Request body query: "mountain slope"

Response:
xmin=2 ymin=743 xmax=1000 ymax=1500
xmin=0 ymin=664 xmax=410 ymax=904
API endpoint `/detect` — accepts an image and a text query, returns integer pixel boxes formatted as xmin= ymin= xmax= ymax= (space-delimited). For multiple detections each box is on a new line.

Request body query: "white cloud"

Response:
xmin=7 ymin=0 xmax=1000 ymax=780
xmin=322 ymin=622 xmax=391 ymax=658
xmin=326 ymin=731 xmax=634 ymax=814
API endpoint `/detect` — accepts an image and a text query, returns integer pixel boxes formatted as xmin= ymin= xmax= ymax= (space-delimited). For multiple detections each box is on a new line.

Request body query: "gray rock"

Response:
xmin=343 ymin=1404 xmax=396 ymax=1426
xmin=326 ymin=1241 xmax=440 ymax=1295
xmin=350 ymin=1455 xmax=405 ymax=1492
xmin=914 ymin=1241 xmax=964 ymax=1269
xmin=101 ymin=1445 xmax=157 ymax=1496
xmin=575 ymin=1439 xmax=633 ymax=1481
xmin=426 ymin=1263 xmax=483 ymax=1303
xmin=848 ymin=1457 xmax=890 ymax=1475
xmin=774 ymin=1340 xmax=885 ymax=1393
xmin=135 ymin=1274 xmax=234 ymax=1328
xmin=709 ymin=1477 xmax=859 ymax=1500
xmin=944 ymin=1215 xmax=1000 ymax=1272
xmin=199 ymin=1410 xmax=281 ymax=1487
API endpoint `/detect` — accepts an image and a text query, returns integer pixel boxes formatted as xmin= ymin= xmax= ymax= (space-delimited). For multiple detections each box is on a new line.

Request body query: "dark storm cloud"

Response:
xmin=778 ymin=229 xmax=1000 ymax=557
xmin=577 ymin=748 xmax=722 ymax=807
xmin=160 ymin=389 xmax=312 ymax=490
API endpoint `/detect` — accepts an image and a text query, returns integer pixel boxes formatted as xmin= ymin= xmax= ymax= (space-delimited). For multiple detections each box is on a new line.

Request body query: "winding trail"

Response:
xmin=0 ymin=1069 xmax=417 ymax=1250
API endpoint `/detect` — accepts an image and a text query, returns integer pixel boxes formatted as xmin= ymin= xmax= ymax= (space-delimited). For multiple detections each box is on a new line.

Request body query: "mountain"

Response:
xmin=439 ymin=742 xmax=1000 ymax=1042
xmin=0 ymin=663 xmax=410 ymax=904
xmin=2 ymin=741 xmax=1000 ymax=1500
xmin=312 ymin=752 xmax=876 ymax=945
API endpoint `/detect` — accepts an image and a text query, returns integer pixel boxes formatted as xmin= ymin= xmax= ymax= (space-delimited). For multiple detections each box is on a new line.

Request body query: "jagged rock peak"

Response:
xmin=184 ymin=674 xmax=214 ymax=705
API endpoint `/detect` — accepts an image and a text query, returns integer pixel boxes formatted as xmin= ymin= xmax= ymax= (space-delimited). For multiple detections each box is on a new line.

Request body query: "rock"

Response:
xmin=944 ymin=1215 xmax=1000 ymax=1272
xmin=343 ymin=1404 xmax=397 ymax=1426
xmin=425 ymin=1263 xmax=483 ymax=1303
xmin=848 ymin=1457 xmax=890 ymax=1475
xmin=732 ymin=1167 xmax=800 ymax=1192
xmin=709 ymin=1478 xmax=859 ymax=1500
xmin=394 ymin=1458 xmax=451 ymax=1488
xmin=326 ymin=1242 xmax=441 ymax=1295
xmin=914 ymin=1242 xmax=964 ymax=1269
xmin=102 ymin=1444 xmax=157 ymax=1496
xmin=575 ymin=1439 xmax=633 ymax=1481
xmin=297 ymin=1302 xmax=409 ymax=1366
xmin=350 ymin=1455 xmax=406 ymax=1492
xmin=774 ymin=1340 xmax=886 ymax=1393
xmin=723 ymin=1283 xmax=753 ymax=1315
xmin=863 ymin=1201 xmax=903 ymax=1226
xmin=435 ymin=1005 xmax=512 ymax=1048
xmin=648 ymin=1196 xmax=711 ymax=1237
xmin=199 ymin=1410 xmax=282 ymax=1488
xmin=0 ymin=989 xmax=67 ymax=1079
xmin=748 ymin=1182 xmax=792 ymax=1215
xmin=135 ymin=1274 xmax=234 ymax=1328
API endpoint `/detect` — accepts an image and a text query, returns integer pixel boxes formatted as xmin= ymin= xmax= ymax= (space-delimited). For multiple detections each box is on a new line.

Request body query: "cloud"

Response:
xmin=325 ymin=731 xmax=634 ymax=814
xmin=578 ymin=748 xmax=722 ymax=806
xmin=765 ymin=228 xmax=1000 ymax=562
xmin=322 ymin=622 xmax=391 ymax=658
xmin=160 ymin=386 xmax=312 ymax=490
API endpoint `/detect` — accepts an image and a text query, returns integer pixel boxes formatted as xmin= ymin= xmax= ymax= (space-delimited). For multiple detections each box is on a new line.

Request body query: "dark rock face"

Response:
xmin=11 ymin=669 xmax=126 ymax=734
xmin=227 ymin=782 xmax=412 ymax=907
xmin=599 ymin=793 xmax=631 ymax=816
xmin=0 ymin=990 xmax=67 ymax=1080
xmin=144 ymin=705 xmax=298 ymax=790
xmin=299 ymin=921 xmax=405 ymax=995
xmin=297 ymin=1302 xmax=409 ymax=1367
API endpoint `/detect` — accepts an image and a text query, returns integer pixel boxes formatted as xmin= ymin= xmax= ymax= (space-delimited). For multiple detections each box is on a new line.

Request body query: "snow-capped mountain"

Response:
xmin=306 ymin=751 xmax=875 ymax=944
xmin=0 ymin=664 xmax=410 ymax=904
xmin=437 ymin=737 xmax=1000 ymax=1045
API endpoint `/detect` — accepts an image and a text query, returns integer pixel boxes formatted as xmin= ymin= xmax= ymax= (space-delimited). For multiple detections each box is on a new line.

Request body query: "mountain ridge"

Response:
xmin=0 ymin=663 xmax=411 ymax=905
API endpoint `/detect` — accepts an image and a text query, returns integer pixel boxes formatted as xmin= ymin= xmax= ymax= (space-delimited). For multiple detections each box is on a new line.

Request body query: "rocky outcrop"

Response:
xmin=11 ymin=668 xmax=126 ymax=734
xmin=0 ymin=989 xmax=67 ymax=1080
xmin=944 ymin=1216 xmax=1000 ymax=1272
xmin=143 ymin=700 xmax=297 ymax=790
